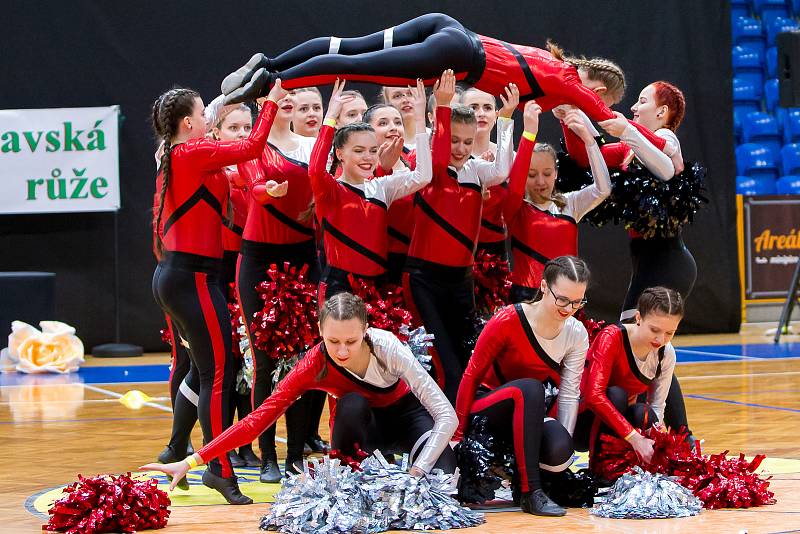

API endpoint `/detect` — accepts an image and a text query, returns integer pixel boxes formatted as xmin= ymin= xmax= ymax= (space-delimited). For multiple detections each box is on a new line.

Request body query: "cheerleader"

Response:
xmin=339 ymin=89 xmax=368 ymax=126
xmin=462 ymin=87 xmax=508 ymax=258
xmin=235 ymin=86 xmax=323 ymax=481
xmin=290 ymin=87 xmax=323 ymax=137
xmin=151 ymin=82 xmax=282 ymax=504
xmin=363 ymin=103 xmax=416 ymax=283
xmin=505 ymin=104 xmax=610 ymax=303
xmin=221 ymin=13 xmax=629 ymax=128
xmin=311 ymin=77 xmax=431 ymax=301
xmin=141 ymin=292 xmax=458 ymax=493
xmin=574 ymin=287 xmax=682 ymax=466
xmin=455 ymin=256 xmax=591 ymax=516
xmin=403 ymin=72 xmax=516 ymax=404
xmin=380 ymin=86 xmax=420 ymax=149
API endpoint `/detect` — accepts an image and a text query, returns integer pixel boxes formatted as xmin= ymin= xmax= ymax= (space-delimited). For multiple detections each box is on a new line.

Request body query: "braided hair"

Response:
xmin=651 ymin=81 xmax=686 ymax=131
xmin=637 ymin=286 xmax=684 ymax=318
xmin=329 ymin=122 xmax=375 ymax=175
xmin=151 ymin=87 xmax=200 ymax=255
xmin=546 ymin=40 xmax=626 ymax=104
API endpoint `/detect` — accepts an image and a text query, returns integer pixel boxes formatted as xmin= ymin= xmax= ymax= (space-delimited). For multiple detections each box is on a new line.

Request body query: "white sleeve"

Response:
xmin=475 ymin=116 xmax=514 ymax=188
xmin=382 ymin=332 xmax=456 ymax=474
xmin=565 ymin=140 xmax=611 ymax=221
xmin=382 ymin=132 xmax=432 ymax=205
xmin=204 ymin=94 xmax=226 ymax=126
xmin=620 ymin=124 xmax=676 ymax=181
xmin=556 ymin=323 xmax=589 ymax=435
xmin=646 ymin=344 xmax=677 ymax=423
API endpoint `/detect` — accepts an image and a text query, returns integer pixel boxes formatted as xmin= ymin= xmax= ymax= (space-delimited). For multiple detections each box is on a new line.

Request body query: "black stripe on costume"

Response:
xmin=499 ymin=41 xmax=545 ymax=101
xmin=230 ymin=223 xmax=244 ymax=236
xmin=340 ymin=182 xmax=388 ymax=210
xmin=616 ymin=323 xmax=662 ymax=386
xmin=321 ymin=219 xmax=388 ymax=269
xmin=264 ymin=204 xmax=315 ymax=237
xmin=388 ymin=226 xmax=411 ymax=245
xmin=321 ymin=344 xmax=401 ymax=393
xmin=414 ymin=193 xmax=475 ymax=253
xmin=530 ymin=204 xmax=577 ymax=225
xmin=514 ymin=303 xmax=560 ymax=373
xmin=510 ymin=237 xmax=550 ymax=265
xmin=463 ymin=29 xmax=488 ymax=86
xmin=445 ymin=168 xmax=482 ymax=193
xmin=163 ymin=185 xmax=222 ymax=236
xmin=266 ymin=141 xmax=309 ymax=169
xmin=481 ymin=218 xmax=505 ymax=233
xmin=492 ymin=360 xmax=508 ymax=384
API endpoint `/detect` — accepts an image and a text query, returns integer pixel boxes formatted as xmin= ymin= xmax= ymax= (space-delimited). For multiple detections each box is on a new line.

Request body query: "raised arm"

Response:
xmin=502 ymin=101 xmax=540 ymax=222
xmin=562 ymin=109 xmax=611 ymax=221
xmin=475 ymin=83 xmax=518 ymax=187
xmin=599 ymin=112 xmax=676 ymax=181
xmin=309 ymin=79 xmax=351 ymax=205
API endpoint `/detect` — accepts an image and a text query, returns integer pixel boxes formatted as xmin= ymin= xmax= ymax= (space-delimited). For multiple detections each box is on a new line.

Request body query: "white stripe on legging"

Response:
xmin=329 ymin=37 xmax=341 ymax=54
xmin=383 ymin=27 xmax=394 ymax=49
xmin=179 ymin=379 xmax=199 ymax=407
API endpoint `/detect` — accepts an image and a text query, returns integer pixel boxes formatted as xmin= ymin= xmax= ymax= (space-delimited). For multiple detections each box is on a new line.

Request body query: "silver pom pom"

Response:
xmin=399 ymin=326 xmax=434 ymax=372
xmin=591 ymin=467 xmax=703 ymax=519
xmin=260 ymin=453 xmax=484 ymax=533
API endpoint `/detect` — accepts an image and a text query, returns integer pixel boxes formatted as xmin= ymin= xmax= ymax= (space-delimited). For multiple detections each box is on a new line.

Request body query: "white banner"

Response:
xmin=0 ymin=106 xmax=120 ymax=214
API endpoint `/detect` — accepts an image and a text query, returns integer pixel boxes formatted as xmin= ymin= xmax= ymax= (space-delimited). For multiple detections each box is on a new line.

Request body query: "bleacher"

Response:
xmin=733 ymin=0 xmax=800 ymax=194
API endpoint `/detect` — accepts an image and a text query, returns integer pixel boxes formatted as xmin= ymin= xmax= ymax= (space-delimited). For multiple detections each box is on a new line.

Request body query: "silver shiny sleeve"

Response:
xmin=620 ymin=123 xmax=675 ymax=181
xmin=383 ymin=333 xmax=457 ymax=474
xmin=567 ymin=139 xmax=611 ymax=221
xmin=476 ymin=116 xmax=514 ymax=187
xmin=557 ymin=323 xmax=589 ymax=435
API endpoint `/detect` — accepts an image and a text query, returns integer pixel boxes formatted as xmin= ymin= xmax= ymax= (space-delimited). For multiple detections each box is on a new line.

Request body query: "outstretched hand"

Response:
xmin=409 ymin=78 xmax=427 ymax=124
xmin=378 ymin=136 xmax=405 ymax=171
xmin=563 ymin=109 xmax=594 ymax=144
xmin=139 ymin=460 xmax=191 ymax=492
xmin=498 ymin=83 xmax=520 ymax=119
xmin=522 ymin=101 xmax=542 ymax=136
xmin=598 ymin=111 xmax=629 ymax=138
xmin=325 ymin=79 xmax=357 ymax=122
xmin=433 ymin=69 xmax=457 ymax=107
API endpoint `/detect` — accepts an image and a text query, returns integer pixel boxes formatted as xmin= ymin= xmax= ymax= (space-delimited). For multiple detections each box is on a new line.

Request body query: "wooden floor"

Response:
xmin=2 ymin=328 xmax=799 ymax=533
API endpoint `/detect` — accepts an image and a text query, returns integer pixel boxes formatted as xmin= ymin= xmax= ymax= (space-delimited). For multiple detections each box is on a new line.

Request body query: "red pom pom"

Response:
xmin=592 ymin=427 xmax=776 ymax=509
xmin=574 ymin=310 xmax=607 ymax=344
xmin=472 ymin=251 xmax=511 ymax=316
xmin=159 ymin=327 xmax=172 ymax=348
xmin=251 ymin=263 xmax=320 ymax=360
xmin=226 ymin=282 xmax=243 ymax=359
xmin=329 ymin=443 xmax=370 ymax=472
xmin=347 ymin=276 xmax=414 ymax=340
xmin=46 ymin=473 xmax=170 ymax=533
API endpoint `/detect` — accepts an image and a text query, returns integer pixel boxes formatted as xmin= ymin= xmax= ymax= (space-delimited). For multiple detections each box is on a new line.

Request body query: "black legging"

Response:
xmin=403 ymin=263 xmax=476 ymax=404
xmin=331 ymin=391 xmax=457 ymax=473
xmin=621 ymin=233 xmax=696 ymax=436
xmin=237 ymin=239 xmax=319 ymax=465
xmin=467 ymin=379 xmax=573 ymax=493
xmin=573 ymin=386 xmax=658 ymax=456
xmin=164 ymin=314 xmax=199 ymax=457
xmin=152 ymin=251 xmax=235 ymax=479
xmin=267 ymin=13 xmax=478 ymax=89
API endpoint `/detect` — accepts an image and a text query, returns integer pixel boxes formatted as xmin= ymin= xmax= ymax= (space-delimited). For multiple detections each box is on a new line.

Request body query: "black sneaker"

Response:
xmin=221 ymin=53 xmax=271 ymax=95
xmin=239 ymin=448 xmax=261 ymax=468
xmin=260 ymin=455 xmax=282 ymax=483
xmin=305 ymin=435 xmax=329 ymax=454
xmin=228 ymin=450 xmax=246 ymax=468
xmin=157 ymin=445 xmax=189 ymax=490
xmin=201 ymin=469 xmax=253 ymax=505
xmin=520 ymin=489 xmax=566 ymax=517
xmin=224 ymin=68 xmax=272 ymax=105
xmin=284 ymin=458 xmax=304 ymax=477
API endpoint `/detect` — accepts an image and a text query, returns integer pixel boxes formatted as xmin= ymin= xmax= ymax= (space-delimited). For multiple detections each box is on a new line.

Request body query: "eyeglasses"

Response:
xmin=547 ymin=286 xmax=588 ymax=310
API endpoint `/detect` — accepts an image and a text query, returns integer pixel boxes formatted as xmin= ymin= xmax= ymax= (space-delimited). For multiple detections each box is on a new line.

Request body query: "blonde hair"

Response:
xmin=547 ymin=40 xmax=626 ymax=104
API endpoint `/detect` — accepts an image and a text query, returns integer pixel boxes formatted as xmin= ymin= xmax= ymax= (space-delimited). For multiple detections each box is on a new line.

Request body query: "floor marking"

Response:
xmin=681 ymin=371 xmax=800 ymax=381
xmin=685 ymin=394 xmax=800 ymax=414
xmin=83 ymin=384 xmax=172 ymax=413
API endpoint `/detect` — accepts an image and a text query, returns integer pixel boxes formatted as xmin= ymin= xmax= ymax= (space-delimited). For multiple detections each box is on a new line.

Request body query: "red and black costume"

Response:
xmin=403 ymin=105 xmax=513 ymax=404
xmin=476 ymin=183 xmax=508 ymax=258
xmin=196 ymin=329 xmax=457 ymax=475
xmin=152 ymin=100 xmax=275 ymax=480
xmin=220 ymin=168 xmax=248 ymax=286
xmin=573 ymin=323 xmax=676 ymax=460
xmin=375 ymin=148 xmax=417 ymax=284
xmin=503 ymin=126 xmax=610 ymax=303
xmin=235 ymin=131 xmax=319 ymax=470
xmin=309 ymin=123 xmax=431 ymax=302
xmin=455 ymin=304 xmax=588 ymax=493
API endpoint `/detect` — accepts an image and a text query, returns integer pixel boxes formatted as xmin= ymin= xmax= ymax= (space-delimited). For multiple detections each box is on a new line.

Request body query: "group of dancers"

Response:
xmin=142 ymin=13 xmax=699 ymax=518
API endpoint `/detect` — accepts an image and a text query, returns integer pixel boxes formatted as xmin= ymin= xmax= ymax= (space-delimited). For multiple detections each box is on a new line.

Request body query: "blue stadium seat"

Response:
xmin=766 ymin=46 xmax=778 ymax=78
xmin=794 ymin=0 xmax=800 ymax=16
xmin=783 ymin=109 xmax=800 ymax=143
xmin=757 ymin=0 xmax=791 ymax=28
xmin=766 ymin=16 xmax=799 ymax=46
xmin=734 ymin=46 xmax=765 ymax=89
xmin=732 ymin=6 xmax=750 ymax=21
xmin=733 ymin=17 xmax=766 ymax=54
xmin=742 ymin=111 xmax=782 ymax=156
xmin=736 ymin=142 xmax=780 ymax=180
xmin=776 ymin=174 xmax=800 ymax=193
xmin=781 ymin=143 xmax=800 ymax=174
xmin=765 ymin=78 xmax=780 ymax=112
xmin=734 ymin=76 xmax=763 ymax=109
xmin=737 ymin=175 xmax=778 ymax=195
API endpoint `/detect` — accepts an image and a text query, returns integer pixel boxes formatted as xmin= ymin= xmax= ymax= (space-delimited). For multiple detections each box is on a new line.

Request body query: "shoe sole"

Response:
xmin=222 ymin=53 xmax=267 ymax=95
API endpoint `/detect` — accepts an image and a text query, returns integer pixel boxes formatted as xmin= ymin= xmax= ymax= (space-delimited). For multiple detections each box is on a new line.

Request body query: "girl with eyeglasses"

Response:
xmin=573 ymin=287 xmax=683 ymax=467
xmin=454 ymin=256 xmax=591 ymax=517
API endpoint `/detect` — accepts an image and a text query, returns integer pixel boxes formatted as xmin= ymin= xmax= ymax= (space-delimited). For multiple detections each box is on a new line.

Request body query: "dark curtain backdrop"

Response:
xmin=0 ymin=0 xmax=737 ymax=350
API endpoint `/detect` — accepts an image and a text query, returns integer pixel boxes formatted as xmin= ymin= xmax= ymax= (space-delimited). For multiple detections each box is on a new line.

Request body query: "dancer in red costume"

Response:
xmin=573 ymin=287 xmax=682 ymax=466
xmin=220 ymin=12 xmax=636 ymax=129
xmin=142 ymin=292 xmax=458 ymax=494
xmin=338 ymin=89 xmax=368 ymax=126
xmin=403 ymin=72 xmax=517 ymax=404
xmin=455 ymin=256 xmax=591 ymax=516
xmin=151 ymin=82 xmax=285 ymax=504
xmin=311 ymin=78 xmax=431 ymax=301
xmin=234 ymin=85 xmax=326 ymax=482
xmin=291 ymin=87 xmax=324 ymax=137
xmin=505 ymin=104 xmax=610 ymax=303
